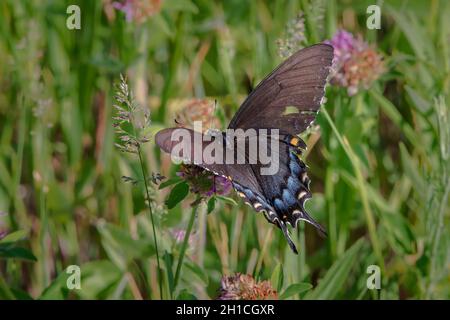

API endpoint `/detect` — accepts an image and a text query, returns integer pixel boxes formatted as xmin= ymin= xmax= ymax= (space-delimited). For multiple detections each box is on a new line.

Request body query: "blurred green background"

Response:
xmin=0 ymin=0 xmax=449 ymax=300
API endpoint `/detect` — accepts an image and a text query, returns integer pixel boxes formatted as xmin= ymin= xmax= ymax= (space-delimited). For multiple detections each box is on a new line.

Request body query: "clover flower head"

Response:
xmin=324 ymin=29 xmax=385 ymax=96
xmin=218 ymin=273 xmax=278 ymax=300
xmin=177 ymin=165 xmax=232 ymax=198
xmin=112 ymin=0 xmax=162 ymax=24
xmin=171 ymin=228 xmax=195 ymax=248
xmin=175 ymin=99 xmax=221 ymax=133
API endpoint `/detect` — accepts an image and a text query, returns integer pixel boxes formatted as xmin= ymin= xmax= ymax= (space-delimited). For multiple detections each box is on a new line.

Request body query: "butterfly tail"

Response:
xmin=279 ymin=221 xmax=298 ymax=254
xmin=294 ymin=209 xmax=328 ymax=238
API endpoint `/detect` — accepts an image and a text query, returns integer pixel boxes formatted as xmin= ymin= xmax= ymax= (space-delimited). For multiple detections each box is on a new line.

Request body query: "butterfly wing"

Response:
xmin=155 ymin=44 xmax=333 ymax=253
xmin=156 ymin=128 xmax=324 ymax=253
xmin=228 ymin=44 xmax=333 ymax=135
xmin=246 ymin=134 xmax=326 ymax=253
xmin=155 ymin=127 xmax=266 ymax=197
xmin=225 ymin=44 xmax=333 ymax=252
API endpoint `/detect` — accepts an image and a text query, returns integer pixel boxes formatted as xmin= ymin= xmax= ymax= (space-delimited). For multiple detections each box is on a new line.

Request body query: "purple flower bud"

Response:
xmin=324 ymin=29 xmax=385 ymax=96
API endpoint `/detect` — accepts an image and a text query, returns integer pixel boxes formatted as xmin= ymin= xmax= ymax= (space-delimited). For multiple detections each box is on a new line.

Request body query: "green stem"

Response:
xmin=322 ymin=108 xmax=385 ymax=272
xmin=298 ymin=223 xmax=306 ymax=281
xmin=0 ymin=275 xmax=15 ymax=300
xmin=157 ymin=14 xmax=185 ymax=121
xmin=38 ymin=124 xmax=50 ymax=289
xmin=426 ymin=178 xmax=450 ymax=298
xmin=301 ymin=0 xmax=319 ymax=43
xmin=174 ymin=205 xmax=197 ymax=290
xmin=137 ymin=147 xmax=163 ymax=299
xmin=254 ymin=228 xmax=273 ymax=278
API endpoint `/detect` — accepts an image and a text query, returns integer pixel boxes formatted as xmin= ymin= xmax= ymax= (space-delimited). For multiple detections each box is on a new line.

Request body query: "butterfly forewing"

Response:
xmin=228 ymin=44 xmax=333 ymax=135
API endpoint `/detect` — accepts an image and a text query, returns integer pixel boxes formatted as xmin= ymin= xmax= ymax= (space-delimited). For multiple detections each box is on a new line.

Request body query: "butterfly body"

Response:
xmin=156 ymin=44 xmax=333 ymax=253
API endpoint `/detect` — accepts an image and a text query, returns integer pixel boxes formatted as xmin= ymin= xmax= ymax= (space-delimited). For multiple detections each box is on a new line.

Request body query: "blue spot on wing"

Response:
xmin=282 ymin=189 xmax=297 ymax=206
xmin=273 ymin=198 xmax=286 ymax=212
xmin=287 ymin=176 xmax=301 ymax=193
xmin=289 ymin=152 xmax=301 ymax=176
xmin=243 ymin=188 xmax=254 ymax=199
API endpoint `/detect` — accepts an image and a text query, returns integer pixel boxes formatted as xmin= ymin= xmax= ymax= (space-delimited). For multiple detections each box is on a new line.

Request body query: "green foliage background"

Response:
xmin=0 ymin=0 xmax=449 ymax=299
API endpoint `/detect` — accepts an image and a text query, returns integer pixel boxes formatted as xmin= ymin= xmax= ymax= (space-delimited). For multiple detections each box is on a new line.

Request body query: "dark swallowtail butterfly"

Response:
xmin=156 ymin=44 xmax=334 ymax=253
